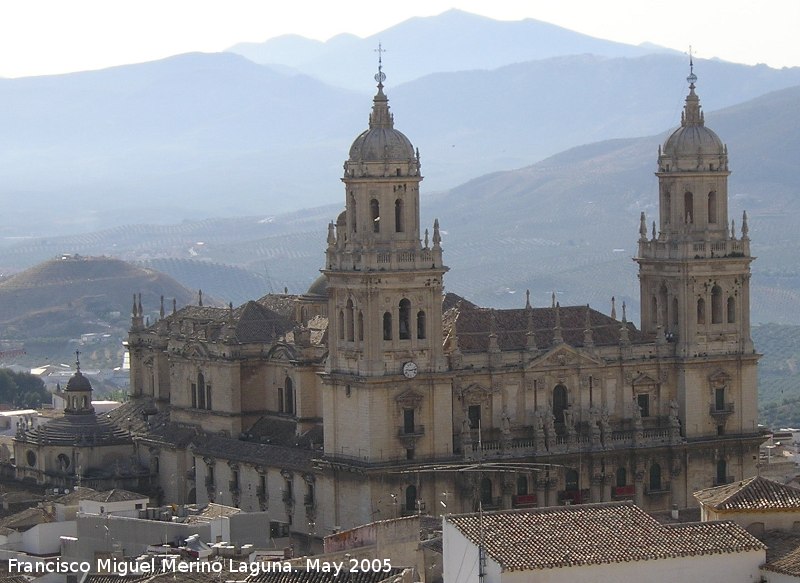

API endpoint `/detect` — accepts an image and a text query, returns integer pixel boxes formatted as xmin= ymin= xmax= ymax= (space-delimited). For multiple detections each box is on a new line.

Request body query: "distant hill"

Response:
xmin=227 ymin=9 xmax=663 ymax=89
xmin=1 ymin=48 xmax=800 ymax=240
xmin=0 ymin=255 xmax=196 ymax=364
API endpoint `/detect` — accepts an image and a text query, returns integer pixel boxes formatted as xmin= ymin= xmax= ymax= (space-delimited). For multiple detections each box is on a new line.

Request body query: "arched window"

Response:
xmin=716 ymin=459 xmax=728 ymax=485
xmin=697 ymin=298 xmax=705 ymax=325
xmin=727 ymin=296 xmax=736 ymax=323
xmin=659 ymin=285 xmax=668 ymax=326
xmin=417 ymin=310 xmax=426 ymax=339
xmin=197 ymin=372 xmax=206 ymax=409
xmin=350 ymin=194 xmax=357 ymax=233
xmin=516 ymin=475 xmax=528 ymax=496
xmin=285 ymin=377 xmax=294 ymax=415
xmin=616 ymin=467 xmax=627 ymax=488
xmin=711 ymin=285 xmax=723 ymax=324
xmin=395 ymin=199 xmax=404 ymax=232
xmin=358 ymin=311 xmax=364 ymax=341
xmin=663 ymin=191 xmax=671 ymax=224
xmin=649 ymin=463 xmax=662 ymax=491
xmin=672 ymin=297 xmax=679 ymax=327
xmin=565 ymin=469 xmax=579 ymax=491
xmin=553 ymin=385 xmax=568 ymax=424
xmin=480 ymin=478 xmax=493 ymax=506
xmin=346 ymin=299 xmax=355 ymax=342
xmin=399 ymin=299 xmax=411 ymax=340
xmin=405 ymin=485 xmax=417 ymax=513
xmin=278 ymin=387 xmax=284 ymax=413
xmin=338 ymin=310 xmax=344 ymax=340
xmin=383 ymin=312 xmax=392 ymax=341
xmin=708 ymin=191 xmax=717 ymax=224
xmin=370 ymin=198 xmax=380 ymax=233
xmin=684 ymin=192 xmax=694 ymax=224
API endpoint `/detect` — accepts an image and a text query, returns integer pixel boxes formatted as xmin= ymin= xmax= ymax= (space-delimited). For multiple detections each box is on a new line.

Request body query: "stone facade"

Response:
xmin=124 ymin=65 xmax=763 ymax=540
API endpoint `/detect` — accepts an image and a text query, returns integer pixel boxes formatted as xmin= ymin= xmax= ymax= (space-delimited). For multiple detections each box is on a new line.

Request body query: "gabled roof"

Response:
xmin=694 ymin=476 xmax=800 ymax=511
xmin=0 ymin=506 xmax=55 ymax=531
xmin=81 ymin=488 xmax=149 ymax=503
xmin=445 ymin=501 xmax=764 ymax=572
xmin=762 ymin=531 xmax=800 ymax=577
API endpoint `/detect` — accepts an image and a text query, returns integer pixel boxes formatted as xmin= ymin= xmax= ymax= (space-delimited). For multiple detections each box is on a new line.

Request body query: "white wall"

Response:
xmin=20 ymin=521 xmax=77 ymax=555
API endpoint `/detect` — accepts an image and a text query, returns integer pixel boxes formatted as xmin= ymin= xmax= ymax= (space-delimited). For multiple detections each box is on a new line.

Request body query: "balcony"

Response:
xmin=612 ymin=485 xmax=635 ymax=498
xmin=512 ymin=494 xmax=537 ymax=508
xmin=559 ymin=489 xmax=590 ymax=505
xmin=710 ymin=403 xmax=735 ymax=419
xmin=644 ymin=482 xmax=671 ymax=496
xmin=714 ymin=476 xmax=735 ymax=486
xmin=398 ymin=425 xmax=425 ymax=437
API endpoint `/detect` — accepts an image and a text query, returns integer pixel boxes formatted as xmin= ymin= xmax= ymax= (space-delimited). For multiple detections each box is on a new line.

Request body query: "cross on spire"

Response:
xmin=374 ymin=43 xmax=387 ymax=88
xmin=75 ymin=350 xmax=82 ymax=373
xmin=687 ymin=46 xmax=697 ymax=87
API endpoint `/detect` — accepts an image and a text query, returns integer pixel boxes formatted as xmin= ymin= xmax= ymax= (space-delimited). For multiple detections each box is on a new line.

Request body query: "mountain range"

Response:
xmin=2 ymin=11 xmax=800 ymax=240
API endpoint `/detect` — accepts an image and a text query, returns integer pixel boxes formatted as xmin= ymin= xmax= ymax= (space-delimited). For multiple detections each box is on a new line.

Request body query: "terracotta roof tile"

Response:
xmin=694 ymin=476 xmax=800 ymax=511
xmin=445 ymin=502 xmax=764 ymax=571
xmin=762 ymin=531 xmax=800 ymax=576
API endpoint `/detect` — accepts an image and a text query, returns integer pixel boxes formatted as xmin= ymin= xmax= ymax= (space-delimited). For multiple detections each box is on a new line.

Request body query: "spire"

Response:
xmin=433 ymin=219 xmax=442 ymax=249
xmin=551 ymin=291 xmax=556 ymax=309
xmin=369 ymin=43 xmax=393 ymax=130
xmin=583 ymin=304 xmax=594 ymax=348
xmin=651 ymin=221 xmax=656 ymax=240
xmin=552 ymin=302 xmax=564 ymax=345
xmin=730 ymin=219 xmax=736 ymax=239
xmin=137 ymin=293 xmax=143 ymax=318
xmin=611 ymin=296 xmax=617 ymax=320
xmin=682 ymin=52 xmax=703 ymax=127
xmin=75 ymin=349 xmax=82 ymax=374
xmin=525 ymin=289 xmax=531 ymax=309
xmin=172 ymin=298 xmax=177 ymax=315
xmin=424 ymin=228 xmax=429 ymax=248
xmin=327 ymin=221 xmax=336 ymax=247
xmin=639 ymin=212 xmax=647 ymax=241
xmin=619 ymin=302 xmax=630 ymax=345
xmin=526 ymin=303 xmax=537 ymax=351
xmin=160 ymin=295 xmax=165 ymax=320
xmin=742 ymin=211 xmax=749 ymax=240
xmin=198 ymin=289 xmax=203 ymax=307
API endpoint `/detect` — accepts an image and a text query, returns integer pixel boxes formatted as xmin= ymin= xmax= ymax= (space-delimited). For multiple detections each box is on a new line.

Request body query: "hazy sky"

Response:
xmin=1 ymin=0 xmax=797 ymax=78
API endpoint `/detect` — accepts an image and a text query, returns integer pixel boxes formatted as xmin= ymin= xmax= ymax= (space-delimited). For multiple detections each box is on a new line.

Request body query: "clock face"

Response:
xmin=403 ymin=361 xmax=418 ymax=379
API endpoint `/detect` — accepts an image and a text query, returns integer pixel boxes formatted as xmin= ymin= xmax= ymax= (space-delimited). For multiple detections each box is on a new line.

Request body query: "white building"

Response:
xmin=443 ymin=501 xmax=765 ymax=583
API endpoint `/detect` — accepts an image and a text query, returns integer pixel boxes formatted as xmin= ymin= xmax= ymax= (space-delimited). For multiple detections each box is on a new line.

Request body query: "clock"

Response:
xmin=402 ymin=361 xmax=418 ymax=379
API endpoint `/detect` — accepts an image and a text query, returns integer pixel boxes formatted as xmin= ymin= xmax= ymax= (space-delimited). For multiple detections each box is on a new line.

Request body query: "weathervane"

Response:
xmin=687 ymin=45 xmax=697 ymax=86
xmin=374 ymin=43 xmax=387 ymax=87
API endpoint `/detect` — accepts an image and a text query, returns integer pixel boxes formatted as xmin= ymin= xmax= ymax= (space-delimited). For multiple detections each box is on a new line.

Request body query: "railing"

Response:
xmin=710 ymin=403 xmax=735 ymax=416
xmin=512 ymin=494 xmax=537 ymax=507
xmin=398 ymin=425 xmax=425 ymax=436
xmin=639 ymin=238 xmax=748 ymax=260
xmin=612 ymin=485 xmax=635 ymax=498
xmin=713 ymin=476 xmax=735 ymax=486
xmin=559 ymin=489 xmax=590 ymax=504
xmin=645 ymin=482 xmax=671 ymax=495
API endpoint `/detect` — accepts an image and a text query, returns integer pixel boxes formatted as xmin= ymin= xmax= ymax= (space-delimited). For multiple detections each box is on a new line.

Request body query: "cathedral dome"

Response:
xmin=347 ymin=86 xmax=415 ymax=164
xmin=306 ymin=274 xmax=328 ymax=297
xmin=659 ymin=73 xmax=727 ymax=172
xmin=65 ymin=370 xmax=92 ymax=392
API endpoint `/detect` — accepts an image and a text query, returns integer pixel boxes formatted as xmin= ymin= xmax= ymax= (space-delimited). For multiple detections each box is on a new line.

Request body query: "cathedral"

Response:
xmin=124 ymin=61 xmax=762 ymax=543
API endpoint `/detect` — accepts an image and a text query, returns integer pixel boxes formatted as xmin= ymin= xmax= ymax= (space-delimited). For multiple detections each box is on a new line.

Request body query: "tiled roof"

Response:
xmin=445 ymin=502 xmax=764 ymax=571
xmin=694 ymin=476 xmax=800 ymax=511
xmin=0 ymin=506 xmax=55 ymax=531
xmin=443 ymin=299 xmax=647 ymax=352
xmin=233 ymin=301 xmax=294 ymax=343
xmin=247 ymin=566 xmax=408 ymax=583
xmin=53 ymin=486 xmax=97 ymax=504
xmin=187 ymin=502 xmax=241 ymax=522
xmin=762 ymin=531 xmax=800 ymax=576
xmin=191 ymin=433 xmax=314 ymax=471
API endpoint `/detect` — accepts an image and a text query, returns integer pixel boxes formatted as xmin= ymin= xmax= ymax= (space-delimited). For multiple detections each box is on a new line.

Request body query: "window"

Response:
xmin=637 ymin=393 xmax=650 ymax=418
xmin=516 ymin=475 xmax=528 ymax=496
xmin=358 ymin=311 xmax=364 ymax=341
xmin=350 ymin=194 xmax=357 ymax=233
xmin=403 ymin=409 xmax=415 ymax=434
xmin=715 ymin=387 xmax=726 ymax=411
xmin=417 ymin=310 xmax=426 ymax=339
xmin=399 ymin=299 xmax=411 ymax=340
xmin=672 ymin=297 xmax=679 ymax=327
xmin=197 ymin=373 xmax=206 ymax=409
xmin=663 ymin=191 xmax=671 ymax=224
xmin=708 ymin=191 xmax=717 ymax=224
xmin=684 ymin=192 xmax=694 ymax=223
xmin=383 ymin=312 xmax=392 ymax=341
xmin=727 ymin=296 xmax=736 ymax=323
xmin=651 ymin=296 xmax=658 ymax=325
xmin=370 ymin=198 xmax=380 ymax=233
xmin=338 ymin=310 xmax=344 ymax=340
xmin=565 ymin=469 xmax=579 ymax=492
xmin=285 ymin=377 xmax=294 ymax=415
xmin=716 ymin=459 xmax=728 ymax=485
xmin=206 ymin=384 xmax=212 ymax=410
xmin=616 ymin=467 xmax=627 ymax=488
xmin=649 ymin=463 xmax=662 ymax=491
xmin=697 ymin=298 xmax=705 ymax=325
xmin=711 ymin=285 xmax=723 ymax=324
xmin=191 ymin=382 xmax=197 ymax=408
xmin=406 ymin=448 xmax=414 ymax=460
xmin=278 ymin=387 xmax=284 ymax=413
xmin=553 ymin=385 xmax=568 ymax=424
xmin=405 ymin=485 xmax=417 ymax=512
xmin=480 ymin=478 xmax=492 ymax=505
xmin=346 ymin=299 xmax=355 ymax=342
xmin=468 ymin=405 xmax=481 ymax=429
xmin=395 ymin=199 xmax=404 ymax=232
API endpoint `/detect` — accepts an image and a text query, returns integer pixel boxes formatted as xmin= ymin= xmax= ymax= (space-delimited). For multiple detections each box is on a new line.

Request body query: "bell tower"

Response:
xmin=321 ymin=54 xmax=452 ymax=466
xmin=636 ymin=63 xmax=753 ymax=358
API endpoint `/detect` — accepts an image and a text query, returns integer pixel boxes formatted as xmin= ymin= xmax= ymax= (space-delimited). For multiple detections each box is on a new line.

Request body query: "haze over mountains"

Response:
xmin=1 ymin=9 xmax=800 ymax=329
xmin=2 ymin=11 xmax=800 ymax=241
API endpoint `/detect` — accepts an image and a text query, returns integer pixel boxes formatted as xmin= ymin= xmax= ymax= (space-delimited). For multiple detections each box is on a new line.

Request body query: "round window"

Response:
xmin=26 ymin=450 xmax=36 ymax=467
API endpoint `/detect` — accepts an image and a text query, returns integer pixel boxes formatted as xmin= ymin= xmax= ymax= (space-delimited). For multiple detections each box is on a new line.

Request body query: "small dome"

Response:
xmin=347 ymin=87 xmax=415 ymax=164
xmin=65 ymin=371 xmax=92 ymax=392
xmin=306 ymin=274 xmax=328 ymax=297
xmin=663 ymin=123 xmax=724 ymax=158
